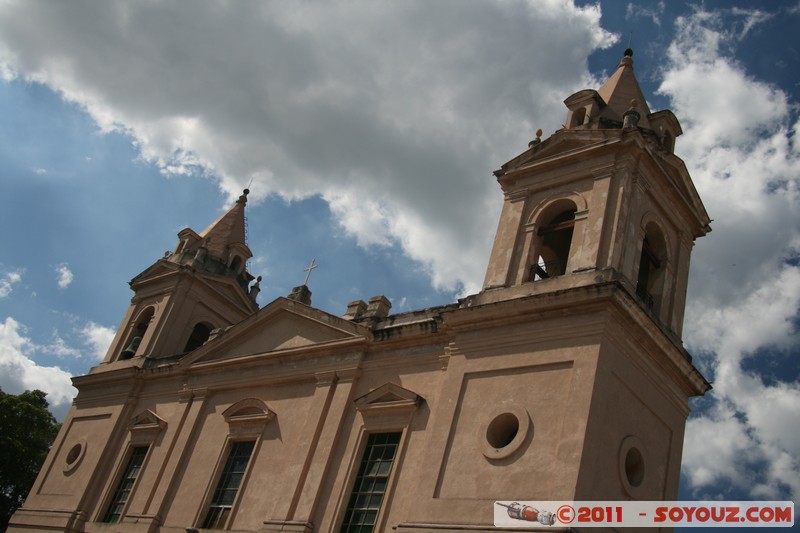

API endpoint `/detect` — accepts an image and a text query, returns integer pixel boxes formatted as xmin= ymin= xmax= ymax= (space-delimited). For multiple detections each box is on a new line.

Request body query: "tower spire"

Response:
xmin=596 ymin=48 xmax=652 ymax=129
xmin=199 ymin=189 xmax=250 ymax=260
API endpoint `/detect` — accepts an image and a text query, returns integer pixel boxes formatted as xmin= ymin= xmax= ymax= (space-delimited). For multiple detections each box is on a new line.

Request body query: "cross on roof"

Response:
xmin=303 ymin=258 xmax=318 ymax=285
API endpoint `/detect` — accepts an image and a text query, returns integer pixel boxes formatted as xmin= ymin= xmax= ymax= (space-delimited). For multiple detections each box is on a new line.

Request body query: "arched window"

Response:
xmin=636 ymin=224 xmax=667 ymax=311
xmin=183 ymin=322 xmax=213 ymax=353
xmin=230 ymin=256 xmax=243 ymax=274
xmin=570 ymin=107 xmax=587 ymax=128
xmin=530 ymin=205 xmax=577 ymax=281
xmin=121 ymin=307 xmax=154 ymax=360
xmin=198 ymin=400 xmax=274 ymax=529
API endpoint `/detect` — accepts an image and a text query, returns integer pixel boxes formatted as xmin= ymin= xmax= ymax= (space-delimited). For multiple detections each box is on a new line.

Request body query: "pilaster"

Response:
xmin=261 ymin=368 xmax=361 ymax=533
xmin=483 ymin=188 xmax=528 ymax=289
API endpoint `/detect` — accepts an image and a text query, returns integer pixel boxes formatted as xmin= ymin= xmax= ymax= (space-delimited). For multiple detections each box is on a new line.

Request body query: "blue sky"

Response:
xmin=0 ymin=0 xmax=798 ymax=513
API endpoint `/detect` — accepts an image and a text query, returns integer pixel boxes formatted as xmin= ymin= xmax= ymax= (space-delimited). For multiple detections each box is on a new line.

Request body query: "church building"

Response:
xmin=10 ymin=50 xmax=711 ymax=533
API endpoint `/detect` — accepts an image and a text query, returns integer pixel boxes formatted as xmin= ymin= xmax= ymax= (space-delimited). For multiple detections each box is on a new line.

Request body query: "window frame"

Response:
xmin=339 ymin=432 xmax=403 ymax=533
xmin=200 ymin=439 xmax=257 ymax=530
xmin=196 ymin=399 xmax=272 ymax=530
xmin=100 ymin=444 xmax=150 ymax=524
xmin=334 ymin=383 xmax=422 ymax=533
xmin=96 ymin=409 xmax=165 ymax=524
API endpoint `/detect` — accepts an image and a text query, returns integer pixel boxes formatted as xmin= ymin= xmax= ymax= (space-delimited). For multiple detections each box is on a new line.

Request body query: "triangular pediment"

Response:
xmin=130 ymin=259 xmax=180 ymax=287
xmin=497 ymin=131 xmax=612 ymax=177
xmin=184 ymin=297 xmax=369 ymax=364
xmin=355 ymin=382 xmax=423 ymax=412
xmin=129 ymin=409 xmax=167 ymax=432
xmin=526 ymin=135 xmax=593 ymax=163
xmin=129 ymin=258 xmax=256 ymax=313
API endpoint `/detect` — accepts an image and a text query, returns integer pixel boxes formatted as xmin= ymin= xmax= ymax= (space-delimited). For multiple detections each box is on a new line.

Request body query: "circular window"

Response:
xmin=618 ymin=435 xmax=646 ymax=497
xmin=625 ymin=447 xmax=645 ymax=487
xmin=66 ymin=444 xmax=81 ymax=464
xmin=480 ymin=406 xmax=531 ymax=460
xmin=486 ymin=413 xmax=519 ymax=448
xmin=63 ymin=439 xmax=87 ymax=473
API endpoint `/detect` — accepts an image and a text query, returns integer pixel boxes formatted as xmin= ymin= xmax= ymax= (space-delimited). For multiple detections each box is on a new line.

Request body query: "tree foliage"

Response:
xmin=0 ymin=388 xmax=61 ymax=532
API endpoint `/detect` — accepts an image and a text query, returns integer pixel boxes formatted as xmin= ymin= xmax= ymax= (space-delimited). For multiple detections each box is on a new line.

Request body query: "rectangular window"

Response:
xmin=340 ymin=432 xmax=401 ymax=533
xmin=202 ymin=440 xmax=255 ymax=529
xmin=103 ymin=445 xmax=149 ymax=523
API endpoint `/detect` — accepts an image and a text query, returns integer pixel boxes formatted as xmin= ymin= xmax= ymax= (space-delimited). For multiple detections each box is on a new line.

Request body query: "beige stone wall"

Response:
xmin=11 ymin=282 xmax=705 ymax=533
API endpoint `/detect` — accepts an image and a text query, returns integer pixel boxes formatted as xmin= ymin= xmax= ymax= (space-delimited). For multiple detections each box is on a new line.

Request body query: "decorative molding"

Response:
xmin=592 ymin=164 xmax=615 ymax=180
xmin=223 ymin=398 xmax=275 ymax=438
xmin=355 ymin=382 xmax=423 ymax=418
xmin=128 ymin=409 xmax=167 ymax=443
xmin=505 ymin=188 xmax=530 ymax=202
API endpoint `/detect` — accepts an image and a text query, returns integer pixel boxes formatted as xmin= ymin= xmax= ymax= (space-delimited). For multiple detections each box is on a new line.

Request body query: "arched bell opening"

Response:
xmin=636 ymin=223 xmax=668 ymax=312
xmin=120 ymin=307 xmax=154 ymax=360
xmin=529 ymin=202 xmax=578 ymax=281
xmin=183 ymin=322 xmax=213 ymax=353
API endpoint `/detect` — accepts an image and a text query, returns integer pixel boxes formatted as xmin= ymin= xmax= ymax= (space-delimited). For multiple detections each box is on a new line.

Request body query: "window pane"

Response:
xmin=340 ymin=432 xmax=401 ymax=533
xmin=202 ymin=441 xmax=255 ymax=529
xmin=102 ymin=446 xmax=149 ymax=523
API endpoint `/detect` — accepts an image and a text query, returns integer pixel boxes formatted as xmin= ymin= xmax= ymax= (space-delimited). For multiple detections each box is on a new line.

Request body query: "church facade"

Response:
xmin=10 ymin=50 xmax=711 ymax=533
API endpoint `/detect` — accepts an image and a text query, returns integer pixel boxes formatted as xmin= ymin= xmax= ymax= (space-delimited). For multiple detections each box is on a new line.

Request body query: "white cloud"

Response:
xmin=79 ymin=321 xmax=115 ymax=361
xmin=626 ymin=1 xmax=665 ymax=27
xmin=0 ymin=316 xmax=77 ymax=420
xmin=0 ymin=0 xmax=616 ymax=296
xmin=44 ymin=331 xmax=82 ymax=359
xmin=730 ymin=7 xmax=774 ymax=40
xmin=55 ymin=262 xmax=74 ymax=289
xmin=658 ymin=8 xmax=800 ymax=501
xmin=0 ymin=268 xmax=23 ymax=298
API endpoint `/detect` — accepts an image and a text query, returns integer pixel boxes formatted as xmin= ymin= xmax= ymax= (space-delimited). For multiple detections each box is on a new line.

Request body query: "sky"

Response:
xmin=0 ymin=0 xmax=798 ymax=512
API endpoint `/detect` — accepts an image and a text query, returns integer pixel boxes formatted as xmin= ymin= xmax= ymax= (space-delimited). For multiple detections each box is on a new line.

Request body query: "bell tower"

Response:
xmin=483 ymin=48 xmax=711 ymax=338
xmin=102 ymin=189 xmax=261 ymax=364
xmin=467 ymin=49 xmax=712 ymax=502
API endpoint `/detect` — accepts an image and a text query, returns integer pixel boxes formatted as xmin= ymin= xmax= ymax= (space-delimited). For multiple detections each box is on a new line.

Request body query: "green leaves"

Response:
xmin=0 ymin=388 xmax=60 ymax=531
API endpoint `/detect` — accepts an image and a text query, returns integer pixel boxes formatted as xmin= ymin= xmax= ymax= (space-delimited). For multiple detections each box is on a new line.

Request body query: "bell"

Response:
xmin=120 ymin=336 xmax=142 ymax=359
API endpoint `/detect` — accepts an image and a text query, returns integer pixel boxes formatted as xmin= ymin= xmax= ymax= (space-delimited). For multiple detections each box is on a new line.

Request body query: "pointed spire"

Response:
xmin=597 ymin=48 xmax=652 ymax=129
xmin=199 ymin=189 xmax=249 ymax=260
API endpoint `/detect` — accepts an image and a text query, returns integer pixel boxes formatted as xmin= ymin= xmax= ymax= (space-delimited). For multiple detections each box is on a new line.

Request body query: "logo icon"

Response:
xmin=496 ymin=502 xmax=556 ymax=525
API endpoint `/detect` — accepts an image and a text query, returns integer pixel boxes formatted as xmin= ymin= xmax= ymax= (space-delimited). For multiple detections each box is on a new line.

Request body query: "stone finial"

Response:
xmin=206 ymin=327 xmax=226 ymax=343
xmin=528 ymin=128 xmax=544 ymax=148
xmin=343 ymin=299 xmax=368 ymax=321
xmin=362 ymin=295 xmax=392 ymax=320
xmin=237 ymin=188 xmax=249 ymax=205
xmin=288 ymin=284 xmax=312 ymax=306
xmin=623 ymin=99 xmax=640 ymax=130
xmin=619 ymin=48 xmax=634 ymax=68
